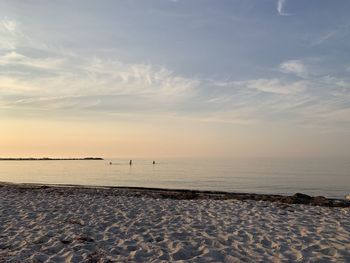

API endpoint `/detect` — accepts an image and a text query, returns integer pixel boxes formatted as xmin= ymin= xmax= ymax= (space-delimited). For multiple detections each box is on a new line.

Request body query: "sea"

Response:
xmin=0 ymin=158 xmax=349 ymax=198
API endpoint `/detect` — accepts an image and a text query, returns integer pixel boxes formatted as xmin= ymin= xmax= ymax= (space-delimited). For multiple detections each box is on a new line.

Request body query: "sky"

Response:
xmin=1 ymin=0 xmax=350 ymax=158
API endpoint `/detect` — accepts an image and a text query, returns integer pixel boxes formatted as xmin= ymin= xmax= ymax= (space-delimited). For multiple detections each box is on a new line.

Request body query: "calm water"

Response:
xmin=0 ymin=158 xmax=349 ymax=198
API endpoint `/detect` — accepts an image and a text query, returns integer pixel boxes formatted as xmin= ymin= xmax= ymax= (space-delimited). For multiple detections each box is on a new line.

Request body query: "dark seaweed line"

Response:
xmin=0 ymin=182 xmax=349 ymax=208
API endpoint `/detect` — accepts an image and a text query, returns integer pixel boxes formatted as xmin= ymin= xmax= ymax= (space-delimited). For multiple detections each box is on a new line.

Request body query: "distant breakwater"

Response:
xmin=0 ymin=157 xmax=103 ymax=161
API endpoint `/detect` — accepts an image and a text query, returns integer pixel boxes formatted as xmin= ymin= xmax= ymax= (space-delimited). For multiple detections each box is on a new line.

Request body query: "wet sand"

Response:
xmin=0 ymin=183 xmax=349 ymax=262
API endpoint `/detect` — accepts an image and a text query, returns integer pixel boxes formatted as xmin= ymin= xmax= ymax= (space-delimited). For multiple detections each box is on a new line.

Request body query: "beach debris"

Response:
xmin=60 ymin=239 xmax=72 ymax=245
xmin=30 ymin=253 xmax=48 ymax=262
xmin=68 ymin=218 xmax=84 ymax=226
xmin=76 ymin=235 xmax=95 ymax=243
xmin=86 ymin=250 xmax=106 ymax=262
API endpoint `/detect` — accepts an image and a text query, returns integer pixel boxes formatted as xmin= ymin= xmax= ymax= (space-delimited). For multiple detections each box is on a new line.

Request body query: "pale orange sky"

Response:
xmin=2 ymin=114 xmax=350 ymax=158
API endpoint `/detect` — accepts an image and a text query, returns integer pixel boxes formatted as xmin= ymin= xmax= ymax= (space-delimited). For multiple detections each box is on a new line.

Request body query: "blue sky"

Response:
xmin=1 ymin=0 xmax=350 ymax=157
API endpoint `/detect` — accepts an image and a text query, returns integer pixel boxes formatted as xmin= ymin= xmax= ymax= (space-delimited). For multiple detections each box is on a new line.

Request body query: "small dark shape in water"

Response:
xmin=291 ymin=193 xmax=312 ymax=204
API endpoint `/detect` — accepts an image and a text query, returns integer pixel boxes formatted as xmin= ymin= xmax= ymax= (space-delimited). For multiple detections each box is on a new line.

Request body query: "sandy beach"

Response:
xmin=0 ymin=184 xmax=349 ymax=262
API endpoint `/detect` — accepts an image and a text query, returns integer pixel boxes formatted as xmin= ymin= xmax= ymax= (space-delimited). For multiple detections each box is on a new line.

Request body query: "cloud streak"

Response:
xmin=0 ymin=52 xmax=65 ymax=69
xmin=0 ymin=19 xmax=199 ymax=103
xmin=311 ymin=30 xmax=338 ymax=46
xmin=246 ymin=78 xmax=306 ymax=95
xmin=0 ymin=56 xmax=199 ymax=100
xmin=279 ymin=60 xmax=307 ymax=78
xmin=276 ymin=0 xmax=291 ymax=16
xmin=1 ymin=14 xmax=350 ymax=130
xmin=0 ymin=17 xmax=18 ymax=50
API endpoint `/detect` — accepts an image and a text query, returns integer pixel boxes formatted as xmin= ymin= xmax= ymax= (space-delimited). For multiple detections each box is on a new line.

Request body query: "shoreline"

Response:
xmin=1 ymin=181 xmax=349 ymax=207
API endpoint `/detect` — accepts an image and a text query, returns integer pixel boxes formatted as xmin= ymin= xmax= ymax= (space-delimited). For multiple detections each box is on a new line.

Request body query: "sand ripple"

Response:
xmin=0 ymin=187 xmax=349 ymax=262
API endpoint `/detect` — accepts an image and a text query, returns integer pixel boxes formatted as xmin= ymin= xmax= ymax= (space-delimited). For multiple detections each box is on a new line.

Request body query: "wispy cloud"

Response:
xmin=310 ymin=30 xmax=338 ymax=46
xmin=279 ymin=60 xmax=307 ymax=78
xmin=246 ymin=78 xmax=306 ymax=95
xmin=310 ymin=23 xmax=350 ymax=47
xmin=1 ymin=58 xmax=199 ymax=98
xmin=203 ymin=68 xmax=350 ymax=128
xmin=0 ymin=17 xmax=49 ymax=52
xmin=82 ymin=57 xmax=199 ymax=98
xmin=0 ymin=17 xmax=18 ymax=50
xmin=0 ymin=76 xmax=38 ymax=93
xmin=0 ymin=17 xmax=17 ymax=33
xmin=0 ymin=52 xmax=65 ymax=69
xmin=276 ymin=0 xmax=291 ymax=16
xmin=1 ymin=14 xmax=350 ymax=130
xmin=0 ymin=18 xmax=199 ymax=103
xmin=0 ymin=52 xmax=200 ymax=116
xmin=320 ymin=75 xmax=350 ymax=89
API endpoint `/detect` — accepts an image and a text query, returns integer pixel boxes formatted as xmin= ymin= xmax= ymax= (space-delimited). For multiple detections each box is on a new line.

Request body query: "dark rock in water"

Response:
xmin=312 ymin=196 xmax=331 ymax=206
xmin=294 ymin=193 xmax=312 ymax=199
xmin=292 ymin=193 xmax=312 ymax=204
xmin=313 ymin=196 xmax=326 ymax=201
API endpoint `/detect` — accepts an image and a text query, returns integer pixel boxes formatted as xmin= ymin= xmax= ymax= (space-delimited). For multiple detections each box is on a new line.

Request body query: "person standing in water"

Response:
xmin=152 ymin=160 xmax=155 ymax=165
xmin=129 ymin=160 xmax=132 ymax=166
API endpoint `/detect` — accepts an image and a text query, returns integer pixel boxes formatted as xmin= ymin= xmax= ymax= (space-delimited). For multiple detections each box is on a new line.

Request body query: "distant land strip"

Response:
xmin=0 ymin=157 xmax=103 ymax=161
